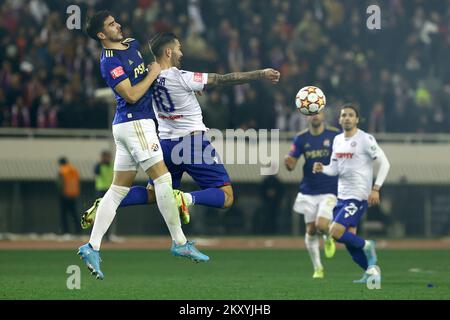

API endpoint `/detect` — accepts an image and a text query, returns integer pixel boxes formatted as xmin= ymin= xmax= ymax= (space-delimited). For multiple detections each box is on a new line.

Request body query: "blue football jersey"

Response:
xmin=289 ymin=126 xmax=340 ymax=195
xmin=100 ymin=38 xmax=155 ymax=125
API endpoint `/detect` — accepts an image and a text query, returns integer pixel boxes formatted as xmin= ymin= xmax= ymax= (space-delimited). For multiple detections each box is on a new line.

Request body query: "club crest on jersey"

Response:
xmin=323 ymin=139 xmax=330 ymax=147
xmin=151 ymin=143 xmax=159 ymax=152
xmin=351 ymin=141 xmax=357 ymax=147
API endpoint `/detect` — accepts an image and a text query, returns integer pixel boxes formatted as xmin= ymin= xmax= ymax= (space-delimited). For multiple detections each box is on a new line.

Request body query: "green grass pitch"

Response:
xmin=0 ymin=249 xmax=449 ymax=300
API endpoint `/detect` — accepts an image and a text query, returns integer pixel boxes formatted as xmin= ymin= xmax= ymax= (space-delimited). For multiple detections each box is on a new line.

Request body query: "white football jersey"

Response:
xmin=152 ymin=67 xmax=209 ymax=139
xmin=329 ymin=129 xmax=385 ymax=201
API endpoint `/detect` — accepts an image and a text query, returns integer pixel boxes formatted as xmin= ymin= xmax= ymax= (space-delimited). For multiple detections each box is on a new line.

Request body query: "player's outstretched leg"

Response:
xmin=80 ymin=184 xmax=130 ymax=279
xmin=171 ymin=240 xmax=210 ymax=263
xmin=77 ymin=243 xmax=104 ymax=280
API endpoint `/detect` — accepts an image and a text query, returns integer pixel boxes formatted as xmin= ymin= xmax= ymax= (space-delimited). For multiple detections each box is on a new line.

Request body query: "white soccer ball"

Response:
xmin=295 ymin=86 xmax=326 ymax=116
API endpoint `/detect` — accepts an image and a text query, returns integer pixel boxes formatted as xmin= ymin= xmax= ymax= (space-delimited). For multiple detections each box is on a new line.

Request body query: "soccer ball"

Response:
xmin=295 ymin=86 xmax=326 ymax=116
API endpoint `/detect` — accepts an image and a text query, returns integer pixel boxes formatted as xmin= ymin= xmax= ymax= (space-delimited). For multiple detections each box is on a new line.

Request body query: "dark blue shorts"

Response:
xmin=333 ymin=199 xmax=368 ymax=228
xmin=148 ymin=133 xmax=231 ymax=189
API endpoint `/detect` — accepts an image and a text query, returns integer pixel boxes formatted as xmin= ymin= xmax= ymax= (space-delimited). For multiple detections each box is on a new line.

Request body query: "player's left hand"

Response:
xmin=195 ymin=91 xmax=203 ymax=97
xmin=368 ymin=190 xmax=380 ymax=207
xmin=263 ymin=68 xmax=281 ymax=84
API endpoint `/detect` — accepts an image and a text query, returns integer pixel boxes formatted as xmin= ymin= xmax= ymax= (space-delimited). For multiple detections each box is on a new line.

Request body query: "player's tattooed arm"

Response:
xmin=207 ymin=68 xmax=280 ymax=86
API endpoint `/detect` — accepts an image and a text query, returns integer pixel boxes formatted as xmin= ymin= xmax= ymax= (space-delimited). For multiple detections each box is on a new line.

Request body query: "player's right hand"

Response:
xmin=284 ymin=155 xmax=294 ymax=171
xmin=312 ymin=162 xmax=323 ymax=174
xmin=148 ymin=61 xmax=161 ymax=76
xmin=263 ymin=68 xmax=281 ymax=83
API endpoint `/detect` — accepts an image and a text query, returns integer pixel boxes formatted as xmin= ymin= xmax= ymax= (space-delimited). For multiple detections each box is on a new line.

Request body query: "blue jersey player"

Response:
xmin=81 ymin=33 xmax=280 ymax=228
xmin=284 ymin=111 xmax=340 ymax=279
xmin=78 ymin=11 xmax=209 ymax=280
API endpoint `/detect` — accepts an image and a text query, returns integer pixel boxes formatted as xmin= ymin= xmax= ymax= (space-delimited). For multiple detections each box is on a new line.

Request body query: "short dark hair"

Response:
xmin=58 ymin=157 xmax=68 ymax=165
xmin=85 ymin=10 xmax=112 ymax=41
xmin=340 ymin=103 xmax=360 ymax=118
xmin=149 ymin=33 xmax=178 ymax=58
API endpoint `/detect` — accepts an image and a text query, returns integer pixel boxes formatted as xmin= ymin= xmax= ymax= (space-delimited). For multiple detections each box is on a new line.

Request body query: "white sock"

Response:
xmin=154 ymin=173 xmax=187 ymax=245
xmin=305 ymin=234 xmax=323 ymax=270
xmin=89 ymin=185 xmax=129 ymax=250
xmin=185 ymin=193 xmax=193 ymax=206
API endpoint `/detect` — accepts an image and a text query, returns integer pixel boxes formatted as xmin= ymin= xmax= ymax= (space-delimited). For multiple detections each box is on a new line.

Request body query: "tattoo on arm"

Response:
xmin=207 ymin=70 xmax=265 ymax=86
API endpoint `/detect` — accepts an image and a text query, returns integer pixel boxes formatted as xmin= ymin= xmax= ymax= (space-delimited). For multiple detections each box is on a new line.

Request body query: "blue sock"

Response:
xmin=190 ymin=188 xmax=225 ymax=208
xmin=345 ymin=244 xmax=369 ymax=270
xmin=119 ymin=186 xmax=148 ymax=207
xmin=337 ymin=231 xmax=365 ymax=249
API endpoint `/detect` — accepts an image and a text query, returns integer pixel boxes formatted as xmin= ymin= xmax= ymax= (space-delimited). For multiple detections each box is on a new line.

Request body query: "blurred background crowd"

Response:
xmin=1 ymin=0 xmax=449 ymax=133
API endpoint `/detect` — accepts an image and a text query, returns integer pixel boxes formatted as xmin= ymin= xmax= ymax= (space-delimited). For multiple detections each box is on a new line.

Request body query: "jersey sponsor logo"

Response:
xmin=305 ymin=149 xmax=330 ymax=159
xmin=134 ymin=63 xmax=146 ymax=78
xmin=194 ymin=72 xmax=203 ymax=83
xmin=158 ymin=114 xmax=183 ymax=120
xmin=336 ymin=152 xmax=354 ymax=159
xmin=110 ymin=66 xmax=125 ymax=79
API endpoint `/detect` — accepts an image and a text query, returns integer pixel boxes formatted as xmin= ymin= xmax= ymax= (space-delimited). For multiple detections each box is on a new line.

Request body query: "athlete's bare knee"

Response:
xmin=221 ymin=186 xmax=234 ymax=209
xmin=329 ymin=223 xmax=345 ymax=240
xmin=306 ymin=224 xmax=316 ymax=236
xmin=316 ymin=219 xmax=330 ymax=234
xmin=112 ymin=171 xmax=136 ymax=187
xmin=145 ymin=161 xmax=169 ymax=181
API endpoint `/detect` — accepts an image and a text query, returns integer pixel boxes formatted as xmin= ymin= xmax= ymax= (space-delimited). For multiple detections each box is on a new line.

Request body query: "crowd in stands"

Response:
xmin=1 ymin=0 xmax=449 ymax=133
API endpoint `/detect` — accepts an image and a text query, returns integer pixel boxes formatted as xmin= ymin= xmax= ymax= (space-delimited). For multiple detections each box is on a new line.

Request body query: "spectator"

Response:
xmin=0 ymin=0 xmax=449 ymax=133
xmin=57 ymin=157 xmax=81 ymax=237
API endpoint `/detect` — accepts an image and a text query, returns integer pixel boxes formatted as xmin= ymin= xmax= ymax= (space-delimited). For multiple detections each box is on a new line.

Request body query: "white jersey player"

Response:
xmin=313 ymin=104 xmax=390 ymax=284
xmin=138 ymin=32 xmax=280 ymax=214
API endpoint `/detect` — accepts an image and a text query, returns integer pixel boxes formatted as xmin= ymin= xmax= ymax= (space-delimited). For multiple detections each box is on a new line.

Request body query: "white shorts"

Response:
xmin=112 ymin=119 xmax=163 ymax=172
xmin=293 ymin=193 xmax=337 ymax=224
